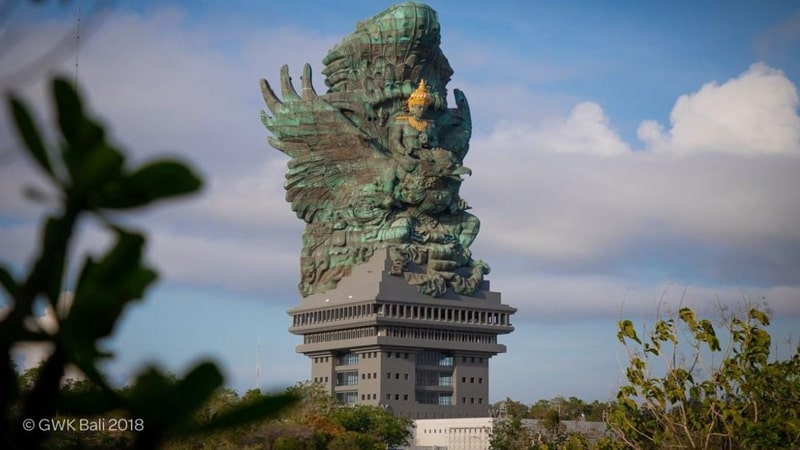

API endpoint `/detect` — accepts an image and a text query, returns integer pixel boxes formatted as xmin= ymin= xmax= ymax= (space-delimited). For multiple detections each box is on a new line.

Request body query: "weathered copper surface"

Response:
xmin=260 ymin=2 xmax=488 ymax=298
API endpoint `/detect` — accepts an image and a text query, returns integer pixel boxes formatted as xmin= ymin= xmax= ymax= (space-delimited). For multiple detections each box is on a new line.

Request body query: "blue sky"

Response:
xmin=1 ymin=1 xmax=799 ymax=403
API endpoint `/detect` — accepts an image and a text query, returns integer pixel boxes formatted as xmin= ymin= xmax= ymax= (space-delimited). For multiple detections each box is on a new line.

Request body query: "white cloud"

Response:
xmin=541 ymin=102 xmax=631 ymax=155
xmin=638 ymin=63 xmax=800 ymax=155
xmin=146 ymin=228 xmax=300 ymax=296
xmin=492 ymin=273 xmax=800 ymax=322
xmin=481 ymin=101 xmax=630 ymax=156
xmin=462 ymin=62 xmax=800 ymax=290
xmin=466 ymin=140 xmax=800 ymax=289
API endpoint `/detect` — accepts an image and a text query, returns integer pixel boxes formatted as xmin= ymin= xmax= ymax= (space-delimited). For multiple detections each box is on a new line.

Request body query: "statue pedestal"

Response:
xmin=288 ymin=249 xmax=516 ymax=419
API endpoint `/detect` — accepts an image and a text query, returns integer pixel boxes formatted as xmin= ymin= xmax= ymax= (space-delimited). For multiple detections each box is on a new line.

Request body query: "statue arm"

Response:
xmin=389 ymin=117 xmax=409 ymax=155
xmin=428 ymin=123 xmax=439 ymax=148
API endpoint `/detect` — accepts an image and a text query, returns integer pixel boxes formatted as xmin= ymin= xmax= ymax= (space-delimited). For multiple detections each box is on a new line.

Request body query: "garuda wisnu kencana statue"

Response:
xmin=260 ymin=2 xmax=489 ymax=298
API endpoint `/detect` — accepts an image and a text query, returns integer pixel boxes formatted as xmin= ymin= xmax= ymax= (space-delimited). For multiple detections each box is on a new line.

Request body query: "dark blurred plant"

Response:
xmin=0 ymin=77 xmax=296 ymax=449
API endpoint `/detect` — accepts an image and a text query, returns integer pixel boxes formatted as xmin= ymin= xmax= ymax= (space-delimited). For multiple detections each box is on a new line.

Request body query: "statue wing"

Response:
xmin=260 ymin=64 xmax=389 ymax=224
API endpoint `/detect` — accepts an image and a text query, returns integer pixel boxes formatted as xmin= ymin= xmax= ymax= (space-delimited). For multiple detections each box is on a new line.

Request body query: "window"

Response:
xmin=395 ymin=394 xmax=400 ymax=400
xmin=479 ymin=377 xmax=483 ymax=384
xmin=462 ymin=377 xmax=466 ymax=383
xmin=418 ymin=351 xmax=454 ymax=366
xmin=404 ymin=373 xmax=409 ymax=380
xmin=479 ymin=398 xmax=483 ymax=404
xmin=395 ymin=373 xmax=400 ymax=379
xmin=470 ymin=377 xmax=475 ymax=383
xmin=403 ymin=394 xmax=408 ymax=400
xmin=416 ymin=371 xmax=455 ymax=387
xmin=336 ymin=371 xmax=358 ymax=386
xmin=470 ymin=398 xmax=475 ymax=404
xmin=336 ymin=392 xmax=358 ymax=404
xmin=416 ymin=391 xmax=452 ymax=405
xmin=337 ymin=352 xmax=358 ymax=366
xmin=387 ymin=372 xmax=391 ymax=379
xmin=386 ymin=394 xmax=391 ymax=400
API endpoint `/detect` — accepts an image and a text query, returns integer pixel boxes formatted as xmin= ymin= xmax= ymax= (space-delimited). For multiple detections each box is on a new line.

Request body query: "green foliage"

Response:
xmin=0 ymin=77 xmax=297 ymax=449
xmin=327 ymin=430 xmax=382 ymax=450
xmin=489 ymin=417 xmax=534 ymax=450
xmin=608 ymin=305 xmax=800 ymax=449
xmin=493 ymin=397 xmax=530 ymax=419
xmin=166 ymin=381 xmax=412 ymax=449
xmin=540 ymin=409 xmax=561 ymax=435
xmin=330 ymin=404 xmax=413 ymax=448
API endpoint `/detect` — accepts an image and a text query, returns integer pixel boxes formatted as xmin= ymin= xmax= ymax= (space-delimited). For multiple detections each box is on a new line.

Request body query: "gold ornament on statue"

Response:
xmin=407 ymin=79 xmax=431 ymax=108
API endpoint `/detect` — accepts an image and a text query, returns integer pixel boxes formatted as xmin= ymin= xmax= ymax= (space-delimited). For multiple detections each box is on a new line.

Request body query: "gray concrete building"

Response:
xmin=288 ymin=250 xmax=516 ymax=418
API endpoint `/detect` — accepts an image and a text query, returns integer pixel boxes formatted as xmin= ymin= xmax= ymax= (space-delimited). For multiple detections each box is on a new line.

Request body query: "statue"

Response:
xmin=260 ymin=2 xmax=488 ymax=298
xmin=389 ymin=80 xmax=438 ymax=155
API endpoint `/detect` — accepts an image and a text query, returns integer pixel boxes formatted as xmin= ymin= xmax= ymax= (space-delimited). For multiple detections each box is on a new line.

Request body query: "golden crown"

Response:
xmin=407 ymin=80 xmax=431 ymax=107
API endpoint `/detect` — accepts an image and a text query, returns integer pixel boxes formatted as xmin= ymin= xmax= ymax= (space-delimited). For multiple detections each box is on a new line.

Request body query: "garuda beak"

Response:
xmin=448 ymin=165 xmax=472 ymax=181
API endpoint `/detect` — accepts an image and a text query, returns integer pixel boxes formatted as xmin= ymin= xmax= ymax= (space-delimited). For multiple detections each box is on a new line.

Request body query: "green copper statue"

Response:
xmin=260 ymin=2 xmax=488 ymax=298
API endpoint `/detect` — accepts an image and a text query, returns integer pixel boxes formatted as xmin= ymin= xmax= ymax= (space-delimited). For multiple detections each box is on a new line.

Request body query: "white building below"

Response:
xmin=411 ymin=417 xmax=493 ymax=450
xmin=407 ymin=417 xmax=608 ymax=450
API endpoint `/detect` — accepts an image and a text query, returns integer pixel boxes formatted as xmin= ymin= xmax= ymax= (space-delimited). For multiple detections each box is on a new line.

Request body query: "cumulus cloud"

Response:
xmin=638 ymin=63 xmax=800 ymax=155
xmin=462 ymin=60 xmax=800 ymax=293
xmin=541 ymin=102 xmax=631 ymax=155
xmin=469 ymin=137 xmax=800 ymax=270
xmin=482 ymin=101 xmax=630 ymax=156
xmin=492 ymin=273 xmax=800 ymax=322
xmin=147 ymin=228 xmax=300 ymax=298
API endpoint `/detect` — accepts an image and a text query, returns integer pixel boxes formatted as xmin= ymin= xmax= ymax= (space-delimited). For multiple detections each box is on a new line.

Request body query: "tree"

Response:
xmin=327 ymin=430 xmax=382 ymax=450
xmin=492 ymin=397 xmax=529 ymax=419
xmin=608 ymin=305 xmax=800 ymax=449
xmin=330 ymin=405 xmax=413 ymax=448
xmin=489 ymin=417 xmax=534 ymax=450
xmin=285 ymin=380 xmax=338 ymax=422
xmin=528 ymin=399 xmax=552 ymax=420
xmin=540 ymin=409 xmax=561 ymax=435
